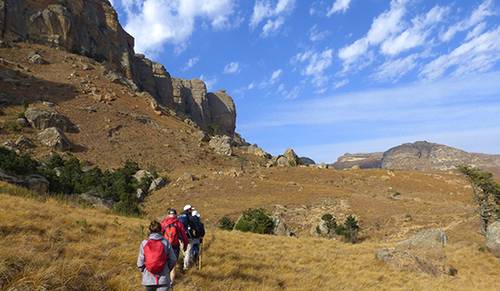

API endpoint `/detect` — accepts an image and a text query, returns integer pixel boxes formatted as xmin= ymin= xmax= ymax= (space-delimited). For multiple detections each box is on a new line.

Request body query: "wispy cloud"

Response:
xmin=327 ymin=0 xmax=352 ymax=16
xmin=183 ymin=57 xmax=199 ymax=71
xmin=199 ymin=74 xmax=217 ymax=91
xmin=250 ymin=0 xmax=295 ymax=37
xmin=292 ymin=49 xmax=333 ymax=88
xmin=309 ymin=25 xmax=329 ymax=42
xmin=223 ymin=61 xmax=241 ymax=74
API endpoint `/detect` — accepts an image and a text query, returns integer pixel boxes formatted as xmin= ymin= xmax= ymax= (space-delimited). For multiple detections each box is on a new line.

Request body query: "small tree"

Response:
xmin=321 ymin=213 xmax=337 ymax=234
xmin=458 ymin=165 xmax=500 ymax=234
xmin=234 ymin=208 xmax=275 ymax=234
xmin=343 ymin=215 xmax=360 ymax=243
xmin=218 ymin=216 xmax=235 ymax=231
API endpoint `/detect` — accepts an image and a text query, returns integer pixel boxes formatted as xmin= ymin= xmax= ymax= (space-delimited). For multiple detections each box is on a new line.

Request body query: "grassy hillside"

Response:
xmin=1 ymin=186 xmax=500 ymax=291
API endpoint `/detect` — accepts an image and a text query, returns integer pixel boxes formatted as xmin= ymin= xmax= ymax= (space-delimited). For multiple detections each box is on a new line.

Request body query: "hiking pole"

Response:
xmin=198 ymin=243 xmax=203 ymax=271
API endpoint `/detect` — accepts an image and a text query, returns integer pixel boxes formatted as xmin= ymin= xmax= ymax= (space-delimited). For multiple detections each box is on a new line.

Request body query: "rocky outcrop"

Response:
xmin=332 ymin=153 xmax=383 ymax=169
xmin=382 ymin=141 xmax=500 ymax=171
xmin=209 ymin=135 xmax=233 ymax=156
xmin=376 ymin=228 xmax=456 ymax=276
xmin=37 ymin=127 xmax=71 ymax=151
xmin=299 ymin=157 xmax=316 ymax=166
xmin=1 ymin=0 xmax=239 ymax=141
xmin=486 ymin=221 xmax=500 ymax=258
xmin=0 ymin=170 xmax=49 ymax=194
xmin=24 ymin=105 xmax=76 ymax=132
xmin=332 ymin=141 xmax=500 ymax=172
xmin=267 ymin=149 xmax=302 ymax=167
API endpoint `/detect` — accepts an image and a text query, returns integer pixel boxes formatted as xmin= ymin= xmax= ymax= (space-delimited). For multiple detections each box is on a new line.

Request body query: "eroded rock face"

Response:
xmin=376 ymin=228 xmax=455 ymax=276
xmin=24 ymin=105 xmax=75 ymax=132
xmin=209 ymin=135 xmax=233 ymax=156
xmin=332 ymin=153 xmax=383 ymax=169
xmin=172 ymin=78 xmax=211 ymax=126
xmin=207 ymin=90 xmax=236 ymax=136
xmin=133 ymin=54 xmax=174 ymax=106
xmin=486 ymin=221 xmax=500 ymax=258
xmin=37 ymin=127 xmax=71 ymax=151
xmin=381 ymin=141 xmax=500 ymax=171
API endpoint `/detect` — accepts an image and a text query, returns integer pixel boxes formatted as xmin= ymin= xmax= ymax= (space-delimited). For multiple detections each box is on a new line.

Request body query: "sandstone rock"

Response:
xmin=332 ymin=152 xmax=383 ymax=170
xmin=133 ymin=170 xmax=153 ymax=184
xmin=486 ymin=221 xmax=500 ymax=258
xmin=25 ymin=175 xmax=49 ymax=194
xmin=232 ymin=133 xmax=250 ymax=147
xmin=273 ymin=216 xmax=295 ymax=237
xmin=24 ymin=105 xmax=75 ymax=132
xmin=27 ymin=52 xmax=46 ymax=64
xmin=80 ymin=192 xmax=114 ymax=209
xmin=136 ymin=188 xmax=146 ymax=201
xmin=16 ymin=117 xmax=29 ymax=127
xmin=283 ymin=149 xmax=299 ymax=166
xmin=149 ymin=177 xmax=167 ymax=192
xmin=133 ymin=56 xmax=174 ymax=106
xmin=246 ymin=144 xmax=271 ymax=158
xmin=37 ymin=127 xmax=71 ymax=151
xmin=209 ymin=135 xmax=232 ymax=156
xmin=195 ymin=130 xmax=210 ymax=143
xmin=207 ymin=90 xmax=236 ymax=136
xmin=172 ymin=78 xmax=211 ymax=127
xmin=376 ymin=228 xmax=453 ymax=276
xmin=299 ymin=157 xmax=316 ymax=166
xmin=14 ymin=135 xmax=34 ymax=150
xmin=277 ymin=156 xmax=291 ymax=167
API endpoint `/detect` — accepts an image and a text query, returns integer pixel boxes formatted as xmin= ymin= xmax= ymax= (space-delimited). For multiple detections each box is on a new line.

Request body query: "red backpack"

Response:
xmin=144 ymin=239 xmax=167 ymax=278
xmin=163 ymin=224 xmax=179 ymax=246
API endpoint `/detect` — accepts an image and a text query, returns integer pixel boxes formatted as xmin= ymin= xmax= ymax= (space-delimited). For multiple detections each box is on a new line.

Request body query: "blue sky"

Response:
xmin=109 ymin=0 xmax=500 ymax=163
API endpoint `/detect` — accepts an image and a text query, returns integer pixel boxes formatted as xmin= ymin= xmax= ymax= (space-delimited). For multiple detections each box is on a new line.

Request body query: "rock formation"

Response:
xmin=0 ymin=0 xmax=237 ymax=138
xmin=333 ymin=141 xmax=500 ymax=172
xmin=486 ymin=221 xmax=500 ymax=258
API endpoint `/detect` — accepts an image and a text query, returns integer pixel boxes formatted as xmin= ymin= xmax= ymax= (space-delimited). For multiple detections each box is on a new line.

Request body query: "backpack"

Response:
xmin=163 ymin=224 xmax=179 ymax=246
xmin=143 ymin=239 xmax=167 ymax=278
xmin=191 ymin=217 xmax=205 ymax=238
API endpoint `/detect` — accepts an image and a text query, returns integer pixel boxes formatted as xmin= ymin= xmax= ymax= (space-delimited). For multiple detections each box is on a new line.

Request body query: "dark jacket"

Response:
xmin=178 ymin=211 xmax=194 ymax=239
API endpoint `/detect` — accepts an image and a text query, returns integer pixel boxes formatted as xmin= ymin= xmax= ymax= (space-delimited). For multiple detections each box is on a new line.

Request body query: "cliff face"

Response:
xmin=0 ymin=0 xmax=237 ymax=136
xmin=333 ymin=141 xmax=500 ymax=173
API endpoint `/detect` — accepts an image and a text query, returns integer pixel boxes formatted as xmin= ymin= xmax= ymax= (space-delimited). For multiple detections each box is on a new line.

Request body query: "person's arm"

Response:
xmin=137 ymin=241 xmax=145 ymax=272
xmin=166 ymin=242 xmax=177 ymax=271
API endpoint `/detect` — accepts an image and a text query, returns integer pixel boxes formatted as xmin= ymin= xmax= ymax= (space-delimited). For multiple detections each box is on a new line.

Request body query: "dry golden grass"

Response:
xmin=1 ymin=188 xmax=500 ymax=291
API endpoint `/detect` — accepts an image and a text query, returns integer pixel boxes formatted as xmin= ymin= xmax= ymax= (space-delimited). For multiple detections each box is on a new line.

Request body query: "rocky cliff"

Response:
xmin=0 ymin=0 xmax=237 ymax=136
xmin=333 ymin=141 xmax=500 ymax=172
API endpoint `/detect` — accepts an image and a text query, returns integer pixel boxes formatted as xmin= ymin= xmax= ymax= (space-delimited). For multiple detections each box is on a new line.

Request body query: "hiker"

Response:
xmin=160 ymin=208 xmax=188 ymax=286
xmin=137 ymin=220 xmax=177 ymax=291
xmin=178 ymin=204 xmax=198 ymax=270
xmin=190 ymin=209 xmax=205 ymax=264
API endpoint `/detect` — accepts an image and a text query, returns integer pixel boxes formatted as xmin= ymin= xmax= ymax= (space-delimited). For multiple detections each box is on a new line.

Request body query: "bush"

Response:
xmin=218 ymin=216 xmax=235 ymax=231
xmin=337 ymin=215 xmax=360 ymax=243
xmin=4 ymin=120 xmax=21 ymax=132
xmin=234 ymin=208 xmax=275 ymax=234
xmin=321 ymin=213 xmax=338 ymax=234
xmin=0 ymin=147 xmax=39 ymax=176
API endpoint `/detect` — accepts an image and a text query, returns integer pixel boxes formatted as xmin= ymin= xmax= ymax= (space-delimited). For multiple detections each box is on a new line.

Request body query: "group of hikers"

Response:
xmin=137 ymin=205 xmax=205 ymax=290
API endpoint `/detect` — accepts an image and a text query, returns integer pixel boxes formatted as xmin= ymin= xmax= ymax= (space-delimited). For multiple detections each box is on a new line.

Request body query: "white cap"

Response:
xmin=183 ymin=204 xmax=192 ymax=211
xmin=192 ymin=210 xmax=200 ymax=217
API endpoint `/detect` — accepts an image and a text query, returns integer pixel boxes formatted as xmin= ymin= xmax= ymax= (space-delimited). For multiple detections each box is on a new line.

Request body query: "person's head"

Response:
xmin=168 ymin=208 xmax=177 ymax=216
xmin=183 ymin=204 xmax=192 ymax=213
xmin=148 ymin=220 xmax=162 ymax=234
xmin=192 ymin=210 xmax=200 ymax=218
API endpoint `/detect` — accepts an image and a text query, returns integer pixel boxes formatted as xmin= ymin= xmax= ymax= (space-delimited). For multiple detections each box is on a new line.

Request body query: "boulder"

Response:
xmin=133 ymin=170 xmax=153 ymax=184
xmin=299 ymin=157 xmax=316 ymax=166
xmin=246 ymin=144 xmax=271 ymax=158
xmin=486 ymin=221 xmax=500 ymax=258
xmin=283 ymin=149 xmax=300 ymax=166
xmin=209 ymin=135 xmax=233 ymax=156
xmin=37 ymin=127 xmax=71 ymax=151
xmin=176 ymin=172 xmax=198 ymax=184
xmin=27 ymin=52 xmax=46 ymax=64
xmin=332 ymin=152 xmax=383 ymax=170
xmin=24 ymin=105 xmax=75 ymax=132
xmin=16 ymin=117 xmax=29 ymax=127
xmin=14 ymin=135 xmax=35 ymax=150
xmin=148 ymin=177 xmax=167 ymax=192
xmin=136 ymin=188 xmax=146 ymax=201
xmin=273 ymin=216 xmax=295 ymax=237
xmin=25 ymin=175 xmax=49 ymax=194
xmin=79 ymin=192 xmax=114 ymax=209
xmin=376 ymin=228 xmax=454 ymax=276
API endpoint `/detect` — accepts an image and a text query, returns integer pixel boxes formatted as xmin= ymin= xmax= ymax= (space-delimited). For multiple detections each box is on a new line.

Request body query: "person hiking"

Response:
xmin=137 ymin=220 xmax=177 ymax=291
xmin=160 ymin=208 xmax=188 ymax=286
xmin=190 ymin=210 xmax=205 ymax=265
xmin=178 ymin=204 xmax=198 ymax=270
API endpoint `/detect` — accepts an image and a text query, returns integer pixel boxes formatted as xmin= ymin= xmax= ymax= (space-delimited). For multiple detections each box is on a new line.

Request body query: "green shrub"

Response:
xmin=0 ymin=147 xmax=39 ymax=176
xmin=218 ymin=216 xmax=235 ymax=231
xmin=234 ymin=208 xmax=275 ymax=234
xmin=336 ymin=215 xmax=360 ymax=243
xmin=4 ymin=121 xmax=21 ymax=132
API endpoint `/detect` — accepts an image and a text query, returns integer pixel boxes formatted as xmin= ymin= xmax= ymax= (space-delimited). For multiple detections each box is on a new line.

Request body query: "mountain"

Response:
xmin=333 ymin=141 xmax=500 ymax=173
xmin=0 ymin=0 xmax=236 ymax=137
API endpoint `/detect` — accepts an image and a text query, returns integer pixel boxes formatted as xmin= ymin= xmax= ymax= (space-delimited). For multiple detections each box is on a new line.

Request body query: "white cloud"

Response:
xmin=223 ymin=62 xmax=241 ymax=74
xmin=261 ymin=17 xmax=285 ymax=37
xmin=334 ymin=79 xmax=349 ymax=89
xmin=293 ymin=49 xmax=334 ymax=88
xmin=327 ymin=0 xmax=352 ymax=16
xmin=119 ymin=0 xmax=236 ymax=54
xmin=338 ymin=0 xmax=407 ymax=69
xmin=440 ymin=0 xmax=495 ymax=42
xmin=250 ymin=0 xmax=295 ymax=36
xmin=183 ymin=57 xmax=199 ymax=70
xmin=309 ymin=25 xmax=329 ymax=42
xmin=247 ymin=82 xmax=255 ymax=90
xmin=380 ymin=5 xmax=448 ymax=56
xmin=421 ymin=26 xmax=500 ymax=80
xmin=372 ymin=54 xmax=419 ymax=81
xmin=270 ymin=69 xmax=283 ymax=83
